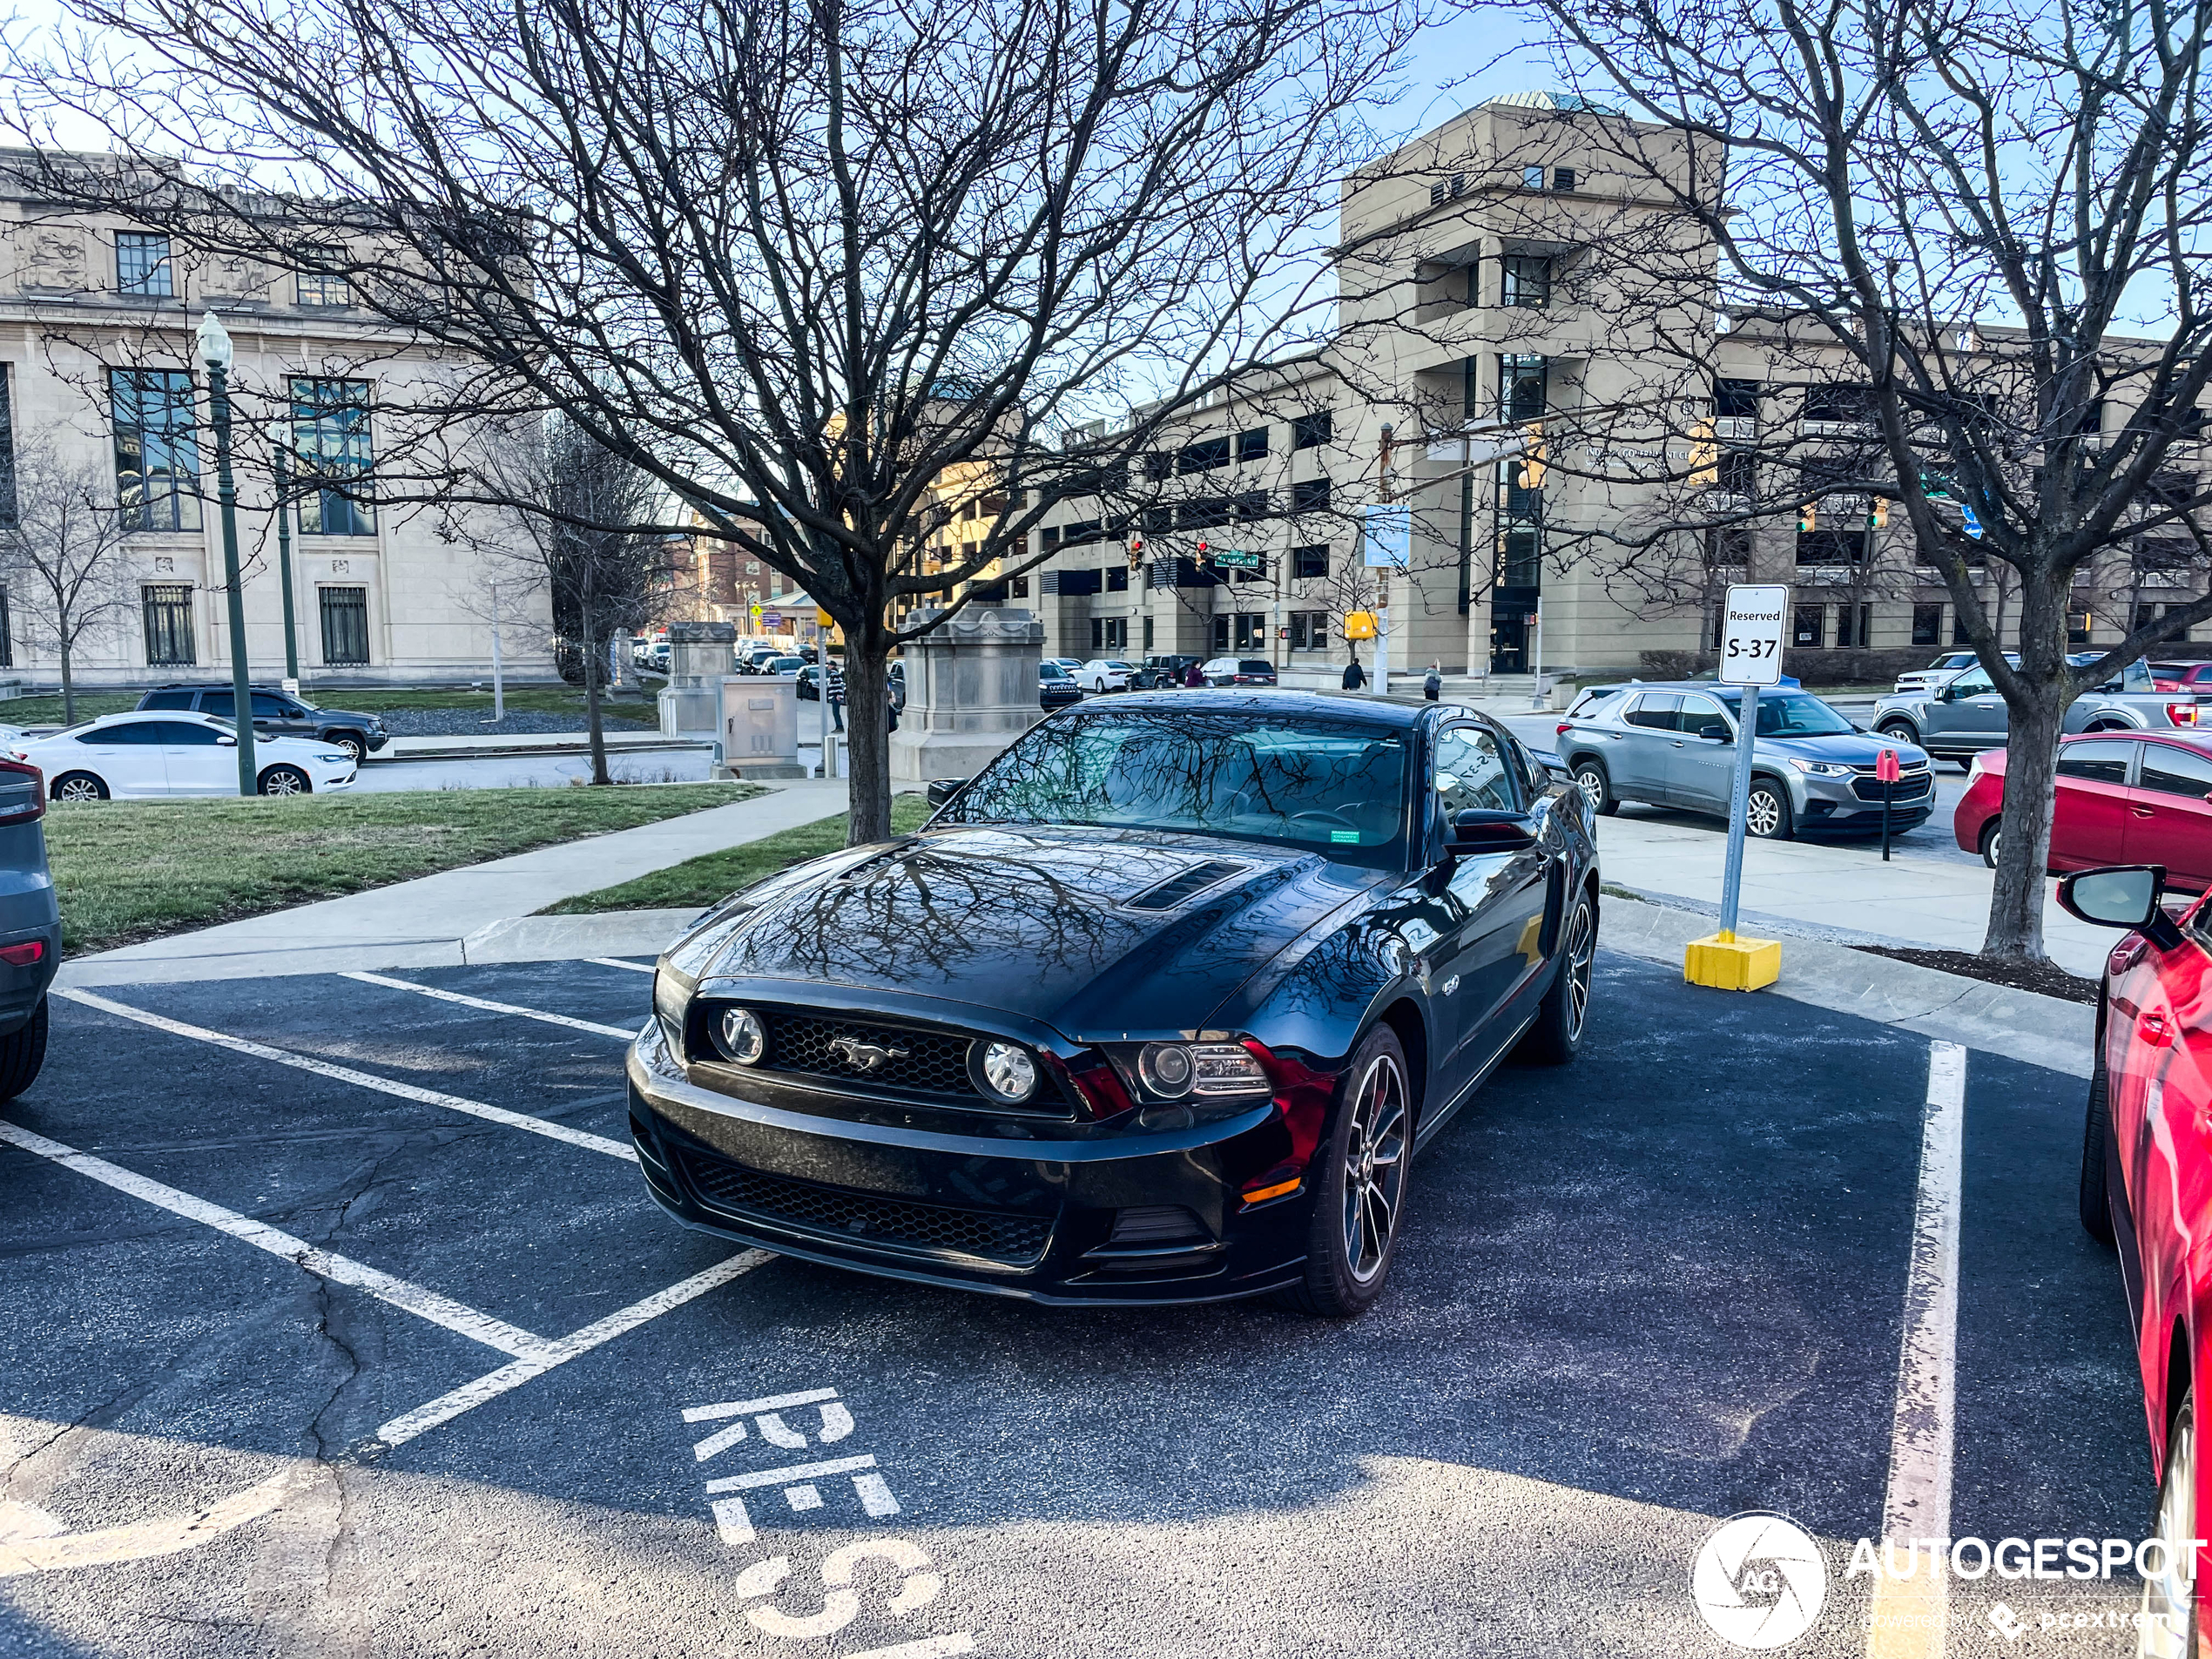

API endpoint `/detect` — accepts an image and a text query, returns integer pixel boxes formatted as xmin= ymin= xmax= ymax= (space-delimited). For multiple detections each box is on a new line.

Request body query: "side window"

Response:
xmin=2139 ymin=745 xmax=2212 ymax=800
xmin=140 ymin=690 xmax=194 ymax=711
xmin=2054 ymin=739 xmax=2134 ymax=786
xmin=149 ymin=721 xmax=222 ymax=746
xmin=1949 ymin=668 xmax=1993 ymax=697
xmin=91 ymin=724 xmax=153 ymax=745
xmin=1678 ymin=696 xmax=1731 ymax=741
xmin=1622 ymin=693 xmax=1681 ymax=732
xmin=1433 ymin=726 xmax=1518 ymax=816
xmin=200 ymin=691 xmax=236 ymax=720
xmin=250 ymin=693 xmax=293 ymax=718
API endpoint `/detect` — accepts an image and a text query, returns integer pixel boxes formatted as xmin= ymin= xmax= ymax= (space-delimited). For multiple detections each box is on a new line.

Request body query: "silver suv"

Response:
xmin=1871 ymin=655 xmax=2209 ymax=767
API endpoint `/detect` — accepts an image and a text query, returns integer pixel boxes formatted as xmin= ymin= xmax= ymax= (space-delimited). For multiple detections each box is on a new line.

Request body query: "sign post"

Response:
xmin=1876 ymin=746 xmax=1901 ymax=861
xmin=1684 ymin=583 xmax=1787 ymax=992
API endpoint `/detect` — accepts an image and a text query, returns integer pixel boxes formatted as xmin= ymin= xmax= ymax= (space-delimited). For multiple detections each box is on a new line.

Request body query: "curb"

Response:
xmin=461 ymin=909 xmax=701 ymax=964
xmin=1600 ymin=893 xmax=2094 ymax=1077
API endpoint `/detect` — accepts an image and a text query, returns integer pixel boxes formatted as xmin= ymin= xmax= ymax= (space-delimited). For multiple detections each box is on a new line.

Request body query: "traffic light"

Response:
xmin=1518 ymin=433 xmax=1547 ymax=490
xmin=1868 ymin=497 xmax=1890 ymax=529
xmin=1196 ymin=539 xmax=1211 ymax=565
xmin=1687 ymin=419 xmax=1717 ymax=488
xmin=1797 ymin=502 xmax=1817 ymax=532
xmin=1128 ymin=536 xmax=1144 ymax=567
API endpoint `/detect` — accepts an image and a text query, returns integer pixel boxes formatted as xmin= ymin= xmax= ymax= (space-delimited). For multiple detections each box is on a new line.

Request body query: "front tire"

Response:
xmin=1284 ymin=1024 xmax=1412 ymax=1318
xmin=258 ymin=765 xmax=311 ymax=797
xmin=51 ymin=772 xmax=107 ymax=802
xmin=1516 ymin=887 xmax=1596 ymax=1064
xmin=0 ymin=997 xmax=48 ymax=1102
xmin=1875 ymin=719 xmax=1920 ymax=746
xmin=2141 ymin=1391 xmax=2198 ymax=1659
xmin=1572 ymin=760 xmax=1619 ymax=817
xmin=327 ymin=732 xmax=368 ymax=765
xmin=1979 ymin=818 xmax=2003 ymax=871
xmin=2081 ymin=1049 xmax=2117 ymax=1245
xmin=1744 ymin=779 xmax=1794 ymax=840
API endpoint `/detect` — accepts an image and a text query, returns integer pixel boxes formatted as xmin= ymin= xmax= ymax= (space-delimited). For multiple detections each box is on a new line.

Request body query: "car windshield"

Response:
xmin=1238 ymin=661 xmax=1272 ymax=674
xmin=1709 ymin=690 xmax=1857 ymax=738
xmin=949 ymin=710 xmax=1409 ymax=865
xmin=1039 ymin=663 xmax=1070 ymax=680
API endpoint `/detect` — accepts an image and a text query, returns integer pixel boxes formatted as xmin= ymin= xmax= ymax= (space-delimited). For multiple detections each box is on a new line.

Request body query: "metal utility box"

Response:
xmin=719 ymin=675 xmax=803 ymax=778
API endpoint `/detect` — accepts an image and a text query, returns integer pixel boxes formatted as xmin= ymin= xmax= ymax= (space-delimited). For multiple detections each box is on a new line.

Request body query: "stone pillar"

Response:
xmin=659 ymin=619 xmax=735 ymax=737
xmin=889 ymin=608 xmax=1046 ymax=784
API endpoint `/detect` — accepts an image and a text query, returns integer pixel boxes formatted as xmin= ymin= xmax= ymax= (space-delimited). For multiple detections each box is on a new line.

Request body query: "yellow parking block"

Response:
xmin=1683 ymin=931 xmax=1781 ymax=991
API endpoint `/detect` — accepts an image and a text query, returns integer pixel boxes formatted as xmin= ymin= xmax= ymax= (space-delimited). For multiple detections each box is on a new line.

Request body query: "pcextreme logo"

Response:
xmin=1689 ymin=1512 xmax=1829 ymax=1649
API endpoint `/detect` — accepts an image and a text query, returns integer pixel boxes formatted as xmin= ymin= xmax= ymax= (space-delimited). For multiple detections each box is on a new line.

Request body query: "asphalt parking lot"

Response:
xmin=0 ymin=949 xmax=2152 ymax=1656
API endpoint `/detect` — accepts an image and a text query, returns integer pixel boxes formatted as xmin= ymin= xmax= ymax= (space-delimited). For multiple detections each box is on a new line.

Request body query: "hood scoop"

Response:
xmin=1123 ymin=859 xmax=1249 ymax=912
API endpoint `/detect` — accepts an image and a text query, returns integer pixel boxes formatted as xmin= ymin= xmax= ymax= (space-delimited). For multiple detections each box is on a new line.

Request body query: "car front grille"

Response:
xmin=678 ymin=1149 xmax=1054 ymax=1264
xmin=694 ymin=1004 xmax=1069 ymax=1113
xmin=1851 ymin=774 xmax=1932 ymax=802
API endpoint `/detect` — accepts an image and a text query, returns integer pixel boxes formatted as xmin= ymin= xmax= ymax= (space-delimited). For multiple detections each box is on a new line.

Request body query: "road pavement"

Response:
xmin=0 ymin=951 xmax=2151 ymax=1657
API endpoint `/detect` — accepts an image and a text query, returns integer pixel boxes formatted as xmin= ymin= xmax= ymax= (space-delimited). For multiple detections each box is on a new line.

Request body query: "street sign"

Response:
xmin=1342 ymin=610 xmax=1378 ymax=640
xmin=1718 ymin=583 xmax=1788 ymax=686
xmin=762 ymin=610 xmax=782 ymax=630
xmin=1211 ymin=549 xmax=1260 ymax=570
xmin=1362 ymin=503 xmax=1411 ymax=568
xmin=1961 ymin=502 xmax=1985 ymax=541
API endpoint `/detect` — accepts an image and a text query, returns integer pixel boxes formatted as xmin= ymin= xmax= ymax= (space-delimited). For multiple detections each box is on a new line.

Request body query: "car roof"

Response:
xmin=2068 ymin=728 xmax=2212 ymax=752
xmin=1099 ymin=688 xmax=1434 ymax=728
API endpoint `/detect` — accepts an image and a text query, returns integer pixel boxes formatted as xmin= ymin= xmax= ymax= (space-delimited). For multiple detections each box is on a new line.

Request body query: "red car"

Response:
xmin=2153 ymin=661 xmax=2212 ymax=694
xmin=1953 ymin=732 xmax=2212 ymax=891
xmin=2065 ymin=865 xmax=2212 ymax=1653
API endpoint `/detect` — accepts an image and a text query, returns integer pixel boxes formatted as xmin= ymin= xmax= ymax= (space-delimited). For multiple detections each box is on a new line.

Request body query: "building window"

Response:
xmin=116 ymin=233 xmax=172 ymax=297
xmin=1803 ymin=383 xmax=1873 ymax=428
xmin=1232 ymin=613 xmax=1265 ymax=651
xmin=1912 ymin=604 xmax=1943 ymax=646
xmin=1704 ymin=525 xmax=1753 ymax=566
xmin=1552 ymin=166 xmax=1576 ymax=192
xmin=1952 ymin=611 xmax=1974 ymax=645
xmin=0 ymin=585 xmax=11 ymax=668
xmin=1796 ymin=529 xmax=1869 ymax=565
xmin=111 ymin=368 xmax=202 ymax=533
xmin=1236 ymin=428 xmax=1269 ymax=462
xmin=1718 ymin=450 xmax=1757 ymax=494
xmin=294 ymin=251 xmax=351 ymax=307
xmin=1501 ymin=255 xmax=1551 ymax=309
xmin=1009 ymin=574 xmax=1029 ymax=598
xmin=1142 ymin=616 xmax=1155 ymax=649
xmin=1426 ymin=171 xmax=1467 ymax=206
xmin=1143 ymin=452 xmax=1172 ymax=483
xmin=1177 ymin=436 xmax=1231 ymax=475
xmin=1291 ymin=477 xmax=1331 ymax=512
xmin=1106 ymin=566 xmax=1128 ymax=592
xmin=1521 ymin=165 xmax=1545 ymax=191
xmin=1716 ymin=379 xmax=1762 ymax=420
xmin=142 ymin=583 xmax=196 ymax=665
xmin=293 ymin=379 xmax=376 ymax=535
xmin=1500 ymin=354 xmax=1547 ymax=422
xmin=320 ymin=586 xmax=370 ymax=665
xmin=0 ymin=364 xmax=16 ymax=530
xmin=1834 ymin=603 xmax=1872 ymax=647
xmin=1708 ymin=604 xmax=1725 ymax=650
xmin=1290 ymin=611 xmax=1328 ymax=650
xmin=1089 ymin=617 xmax=1127 ymax=651
xmin=1291 ymin=410 xmax=1332 ymax=450
xmin=1292 ymin=543 xmax=1329 ymax=579
xmin=1791 ymin=605 xmax=1824 ymax=648
xmin=1498 ymin=528 xmax=1541 ymax=590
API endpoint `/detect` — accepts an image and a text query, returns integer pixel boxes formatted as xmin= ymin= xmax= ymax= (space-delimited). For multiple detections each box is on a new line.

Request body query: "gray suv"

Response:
xmin=1558 ymin=682 xmax=1934 ymax=840
xmin=0 ymin=755 xmax=59 ymax=1100
xmin=138 ymin=685 xmax=388 ymax=764
xmin=1871 ymin=654 xmax=2209 ymax=767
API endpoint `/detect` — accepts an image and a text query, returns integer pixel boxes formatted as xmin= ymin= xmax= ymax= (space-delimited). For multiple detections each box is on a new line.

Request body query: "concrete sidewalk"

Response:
xmin=58 ymin=780 xmax=848 ymax=987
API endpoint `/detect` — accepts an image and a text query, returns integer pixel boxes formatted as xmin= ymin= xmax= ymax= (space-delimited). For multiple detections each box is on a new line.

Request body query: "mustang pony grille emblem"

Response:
xmin=828 ymin=1035 xmax=910 ymax=1073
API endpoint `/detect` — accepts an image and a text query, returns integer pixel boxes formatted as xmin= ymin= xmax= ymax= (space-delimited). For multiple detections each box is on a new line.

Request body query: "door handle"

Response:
xmin=2142 ymin=1012 xmax=2174 ymax=1047
xmin=1670 ymin=739 xmax=1686 ymax=748
xmin=2133 ymin=806 xmax=2155 ymax=819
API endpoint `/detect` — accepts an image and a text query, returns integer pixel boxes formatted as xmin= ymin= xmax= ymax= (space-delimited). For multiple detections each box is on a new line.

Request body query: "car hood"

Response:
xmin=303 ymin=706 xmax=378 ymax=725
xmin=671 ymin=824 xmax=1386 ymax=1039
xmin=1760 ymin=731 xmax=1926 ymax=763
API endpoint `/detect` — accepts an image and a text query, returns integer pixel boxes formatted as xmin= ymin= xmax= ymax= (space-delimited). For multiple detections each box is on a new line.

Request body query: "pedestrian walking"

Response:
xmin=1423 ymin=662 xmax=1441 ymax=701
xmin=1342 ymin=658 xmax=1366 ymax=691
xmin=827 ymin=664 xmax=846 ymax=732
xmin=1184 ymin=659 xmax=1204 ymax=688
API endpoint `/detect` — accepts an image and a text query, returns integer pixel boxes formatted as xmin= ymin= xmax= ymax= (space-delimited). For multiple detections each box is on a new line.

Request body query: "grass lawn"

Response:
xmin=49 ymin=781 xmax=763 ymax=954
xmin=1 ymin=684 xmax=662 ymax=728
xmin=542 ymin=792 xmax=933 ymax=916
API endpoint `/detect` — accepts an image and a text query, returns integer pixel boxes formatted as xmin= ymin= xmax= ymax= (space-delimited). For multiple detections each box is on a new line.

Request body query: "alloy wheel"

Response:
xmin=1575 ymin=769 xmax=1606 ymax=813
xmin=1744 ymin=787 xmax=1783 ymax=837
xmin=1562 ymin=900 xmax=1596 ymax=1042
xmin=2141 ymin=1402 xmax=2197 ymax=1659
xmin=54 ymin=778 xmax=102 ymax=803
xmin=1340 ymin=1049 xmax=1408 ymax=1285
xmin=260 ymin=768 xmax=307 ymax=797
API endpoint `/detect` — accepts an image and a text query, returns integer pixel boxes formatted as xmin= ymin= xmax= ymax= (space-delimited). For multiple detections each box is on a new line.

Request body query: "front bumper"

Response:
xmin=1795 ymin=770 xmax=1935 ymax=829
xmin=625 ymin=1025 xmax=1314 ymax=1305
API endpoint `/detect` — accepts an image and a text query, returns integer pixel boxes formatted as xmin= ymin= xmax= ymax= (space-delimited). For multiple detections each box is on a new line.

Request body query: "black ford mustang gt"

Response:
xmin=628 ymin=689 xmax=1600 ymax=1315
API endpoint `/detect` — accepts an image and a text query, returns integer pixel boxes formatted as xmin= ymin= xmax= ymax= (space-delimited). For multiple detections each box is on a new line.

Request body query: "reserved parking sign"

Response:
xmin=1721 ymin=584 xmax=1789 ymax=686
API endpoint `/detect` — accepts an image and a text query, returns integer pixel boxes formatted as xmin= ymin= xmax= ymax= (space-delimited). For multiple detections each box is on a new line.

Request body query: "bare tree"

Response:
xmin=0 ymin=434 xmax=132 ymax=722
xmin=4 ymin=0 xmax=1420 ymax=840
xmin=1446 ymin=0 xmax=2212 ymax=960
xmin=464 ymin=417 xmax=683 ymax=785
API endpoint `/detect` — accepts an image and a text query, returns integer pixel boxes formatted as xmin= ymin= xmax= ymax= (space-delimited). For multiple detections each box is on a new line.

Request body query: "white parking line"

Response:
xmin=56 ymin=988 xmax=635 ymax=1163
xmin=0 ymin=1120 xmax=554 ymax=1360
xmin=339 ymin=971 xmax=641 ymax=1040
xmin=590 ymin=957 xmax=657 ymax=974
xmin=373 ymin=1251 xmax=772 ymax=1449
xmin=1866 ymin=1040 xmax=1966 ymax=1659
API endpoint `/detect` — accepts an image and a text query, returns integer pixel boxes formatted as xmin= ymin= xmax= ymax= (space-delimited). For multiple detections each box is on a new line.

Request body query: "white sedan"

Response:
xmin=1077 ymin=659 xmax=1136 ymax=693
xmin=10 ymin=711 xmax=359 ymax=800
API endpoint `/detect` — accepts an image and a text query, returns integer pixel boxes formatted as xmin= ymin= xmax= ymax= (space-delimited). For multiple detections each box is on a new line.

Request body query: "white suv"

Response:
xmin=1078 ymin=659 xmax=1136 ymax=693
xmin=1894 ymin=650 xmax=2018 ymax=696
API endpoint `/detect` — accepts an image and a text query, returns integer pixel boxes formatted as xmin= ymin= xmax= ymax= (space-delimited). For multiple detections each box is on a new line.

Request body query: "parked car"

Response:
xmin=2062 ymin=863 xmax=2212 ymax=1651
xmin=1556 ymin=681 xmax=1934 ymax=840
xmin=1892 ymin=650 xmax=2020 ymax=696
xmin=1077 ymin=659 xmax=1136 ymax=693
xmin=1045 ymin=658 xmax=1085 ymax=677
xmin=9 ymin=712 xmax=359 ymax=799
xmin=1038 ymin=661 xmax=1082 ymax=711
xmin=887 ymin=661 xmax=907 ymax=714
xmin=762 ymin=655 xmax=806 ymax=677
xmin=0 ymin=752 xmax=58 ymax=1103
xmin=1201 ymin=658 xmax=1279 ymax=687
xmin=1134 ymin=655 xmax=1201 ymax=690
xmin=1873 ymin=656 xmax=2207 ymax=768
xmin=1952 ymin=732 xmax=2212 ymax=887
xmin=737 ymin=645 xmax=788 ymax=673
xmin=795 ymin=664 xmax=845 ymax=703
xmin=630 ymin=691 xmax=1599 ymax=1313
xmin=2151 ymin=660 xmax=2212 ymax=693
xmin=138 ymin=685 xmax=388 ymax=765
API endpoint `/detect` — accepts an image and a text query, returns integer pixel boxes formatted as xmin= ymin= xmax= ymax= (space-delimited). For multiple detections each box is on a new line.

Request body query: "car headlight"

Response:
xmin=1786 ymin=759 xmax=1854 ymax=777
xmin=713 ymin=1006 xmax=767 ymax=1065
xmin=315 ymin=752 xmax=352 ymax=764
xmin=652 ymin=968 xmax=691 ymax=1056
xmin=1138 ymin=1042 xmax=1195 ymax=1096
xmin=976 ymin=1041 xmax=1037 ymax=1103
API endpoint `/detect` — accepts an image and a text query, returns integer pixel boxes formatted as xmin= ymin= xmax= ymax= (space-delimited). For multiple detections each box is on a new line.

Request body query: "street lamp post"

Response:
xmin=198 ymin=311 xmax=258 ymax=795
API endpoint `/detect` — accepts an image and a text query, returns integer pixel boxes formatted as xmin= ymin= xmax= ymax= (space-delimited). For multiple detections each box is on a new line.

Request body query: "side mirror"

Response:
xmin=216 ymin=734 xmax=238 ymax=748
xmin=1450 ymin=808 xmax=1537 ymax=852
xmin=926 ymin=778 xmax=965 ymax=809
xmin=2057 ymin=865 xmax=2184 ymax=948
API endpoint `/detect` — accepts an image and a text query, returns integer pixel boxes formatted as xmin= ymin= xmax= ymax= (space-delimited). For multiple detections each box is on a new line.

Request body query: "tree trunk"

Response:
xmin=1980 ymin=579 xmax=2072 ymax=961
xmin=582 ymin=602 xmax=610 ymax=786
xmin=843 ymin=634 xmax=893 ymax=844
xmin=57 ymin=634 xmax=74 ymax=727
